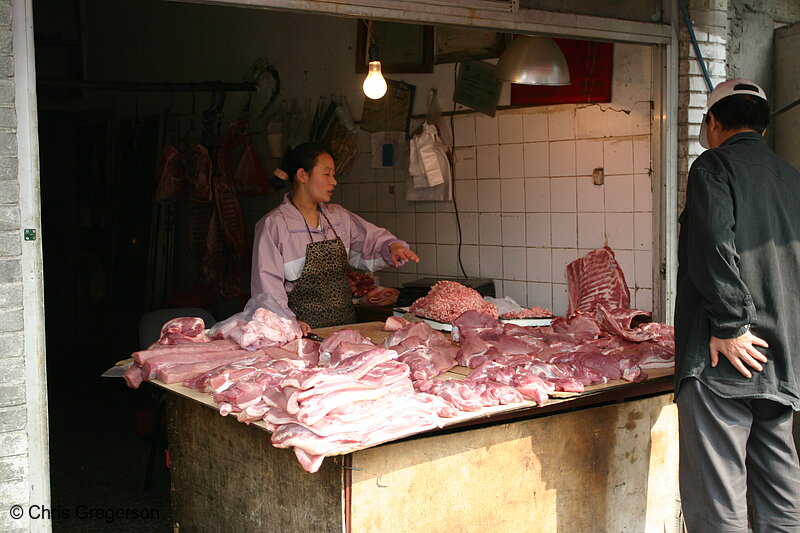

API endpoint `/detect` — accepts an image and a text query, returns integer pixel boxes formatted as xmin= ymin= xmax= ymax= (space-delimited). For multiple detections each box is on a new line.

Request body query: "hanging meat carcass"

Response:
xmin=155 ymin=119 xmax=261 ymax=300
xmin=183 ymin=142 xmax=213 ymax=202
xmin=188 ymin=201 xmax=214 ymax=263
xmin=235 ymin=143 xmax=269 ymax=195
xmin=154 ymin=141 xmax=214 ymax=202
xmin=154 ymin=145 xmax=184 ymax=201
xmin=212 ymin=123 xmax=250 ymax=264
xmin=202 ymin=209 xmax=246 ymax=299
xmin=218 ymin=119 xmax=267 ymax=195
xmin=566 ymin=246 xmax=631 ymax=317
xmin=193 ymin=120 xmax=252 ymax=299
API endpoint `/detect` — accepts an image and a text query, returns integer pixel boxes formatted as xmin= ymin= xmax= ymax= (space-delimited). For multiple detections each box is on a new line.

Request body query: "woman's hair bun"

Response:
xmin=281 ymin=142 xmax=332 ymax=184
xmin=270 ymin=167 xmax=289 ymax=190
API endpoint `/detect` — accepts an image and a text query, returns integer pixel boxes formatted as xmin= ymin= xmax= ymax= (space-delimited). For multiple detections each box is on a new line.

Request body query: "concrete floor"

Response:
xmin=48 ymin=374 xmax=173 ymax=532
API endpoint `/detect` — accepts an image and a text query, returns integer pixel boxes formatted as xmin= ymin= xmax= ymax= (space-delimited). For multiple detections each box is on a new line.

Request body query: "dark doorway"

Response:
xmin=38 ymin=104 xmax=174 ymax=531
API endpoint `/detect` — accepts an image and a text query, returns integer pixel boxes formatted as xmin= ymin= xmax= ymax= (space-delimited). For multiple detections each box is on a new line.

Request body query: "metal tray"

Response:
xmin=392 ymin=307 xmax=553 ymax=330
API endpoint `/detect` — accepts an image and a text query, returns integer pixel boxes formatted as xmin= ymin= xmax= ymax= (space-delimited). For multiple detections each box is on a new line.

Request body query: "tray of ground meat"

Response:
xmin=401 ymin=281 xmax=499 ymax=331
xmin=391 ymin=307 xmax=455 ymax=332
xmin=392 ymin=307 xmax=553 ymax=330
xmin=498 ymin=306 xmax=554 ymax=326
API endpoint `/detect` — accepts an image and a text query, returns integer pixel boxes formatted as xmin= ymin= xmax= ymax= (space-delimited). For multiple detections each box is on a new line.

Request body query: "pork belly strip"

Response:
xmin=123 ymin=363 xmax=144 ymax=389
xmin=296 ymin=380 xmax=414 ymax=426
xmin=292 ymin=448 xmax=327 ymax=474
xmin=384 ymin=316 xmax=411 ymax=331
xmin=125 ymin=349 xmax=259 ymax=389
xmin=416 ymin=379 xmax=495 ymax=412
xmin=186 ymin=357 xmax=304 ymax=394
xmin=268 ymin=388 xmax=423 ymax=438
xmin=212 ymin=362 xmax=300 ymax=410
xmin=384 ymin=322 xmax=459 ymax=380
xmin=132 ymin=339 xmax=241 ymax=365
xmin=212 ymin=376 xmax=276 ymax=409
xmin=140 ymin=348 xmax=257 ymax=380
xmin=271 ymin=398 xmax=443 ymax=473
xmin=183 ymin=359 xmax=274 ymax=392
xmin=155 ymin=351 xmax=267 ymax=384
xmin=296 ymin=361 xmax=409 ymax=401
xmin=271 ymin=423 xmax=362 ymax=457
xmin=281 ymin=347 xmax=397 ymax=390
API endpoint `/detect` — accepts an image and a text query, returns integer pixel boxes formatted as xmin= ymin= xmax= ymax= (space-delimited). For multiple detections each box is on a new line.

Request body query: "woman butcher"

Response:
xmin=251 ymin=142 xmax=419 ymax=333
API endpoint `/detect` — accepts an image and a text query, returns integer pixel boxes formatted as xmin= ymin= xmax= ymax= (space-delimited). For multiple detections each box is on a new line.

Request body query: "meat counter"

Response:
xmin=160 ymin=321 xmax=682 ymax=533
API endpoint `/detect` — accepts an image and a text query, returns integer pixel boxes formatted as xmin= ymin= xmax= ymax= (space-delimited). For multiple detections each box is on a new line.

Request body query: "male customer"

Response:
xmin=675 ymin=78 xmax=800 ymax=532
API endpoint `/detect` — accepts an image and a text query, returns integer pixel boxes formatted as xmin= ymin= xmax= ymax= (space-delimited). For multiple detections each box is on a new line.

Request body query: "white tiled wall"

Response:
xmin=334 ymin=102 xmax=654 ymax=317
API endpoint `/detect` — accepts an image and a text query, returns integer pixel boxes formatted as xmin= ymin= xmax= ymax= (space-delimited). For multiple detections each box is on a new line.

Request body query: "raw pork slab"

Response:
xmin=566 ymin=247 xmax=630 ymax=317
xmin=157 ymin=317 xmax=210 ymax=345
xmin=132 ymin=339 xmax=240 ymax=366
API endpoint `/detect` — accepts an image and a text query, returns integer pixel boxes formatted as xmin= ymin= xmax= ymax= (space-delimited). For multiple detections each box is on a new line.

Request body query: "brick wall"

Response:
xmin=677 ymin=0 xmax=728 ymax=210
xmin=0 ymin=0 xmax=30 ymax=531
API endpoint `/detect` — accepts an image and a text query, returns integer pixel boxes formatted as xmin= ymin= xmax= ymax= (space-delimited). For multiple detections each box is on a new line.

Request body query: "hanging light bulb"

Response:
xmin=363 ymin=44 xmax=387 ymax=100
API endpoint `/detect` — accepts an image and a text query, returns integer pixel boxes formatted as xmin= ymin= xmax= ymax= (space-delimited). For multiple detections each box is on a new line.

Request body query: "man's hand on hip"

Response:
xmin=709 ymin=332 xmax=769 ymax=378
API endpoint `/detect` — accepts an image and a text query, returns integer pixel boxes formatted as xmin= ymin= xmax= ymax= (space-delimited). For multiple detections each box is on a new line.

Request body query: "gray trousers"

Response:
xmin=677 ymin=378 xmax=800 ymax=533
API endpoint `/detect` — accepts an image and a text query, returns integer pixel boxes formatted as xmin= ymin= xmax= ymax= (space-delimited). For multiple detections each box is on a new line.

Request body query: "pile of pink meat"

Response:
xmin=447 ymin=309 xmax=673 ymax=404
xmin=185 ymin=330 xmax=451 ymax=473
xmin=120 ymin=246 xmax=674 ymax=473
xmin=123 ymin=312 xmax=455 ymax=473
xmin=499 ymin=306 xmax=552 ymax=319
xmin=409 ymin=280 xmax=552 ymax=322
xmin=410 ymin=280 xmax=498 ymax=322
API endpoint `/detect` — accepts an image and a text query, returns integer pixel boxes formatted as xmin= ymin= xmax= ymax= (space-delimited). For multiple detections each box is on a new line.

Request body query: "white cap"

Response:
xmin=699 ymin=78 xmax=767 ymax=149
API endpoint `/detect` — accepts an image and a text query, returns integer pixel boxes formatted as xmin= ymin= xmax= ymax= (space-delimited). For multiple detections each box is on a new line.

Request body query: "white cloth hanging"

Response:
xmin=405 ymin=89 xmax=453 ymax=202
xmin=409 ymin=122 xmax=448 ymax=187
xmin=407 ymin=121 xmax=452 ymax=201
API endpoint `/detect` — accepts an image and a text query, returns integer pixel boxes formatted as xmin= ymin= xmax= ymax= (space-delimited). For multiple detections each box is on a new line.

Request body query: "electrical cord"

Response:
xmin=451 ymin=63 xmax=469 ymax=279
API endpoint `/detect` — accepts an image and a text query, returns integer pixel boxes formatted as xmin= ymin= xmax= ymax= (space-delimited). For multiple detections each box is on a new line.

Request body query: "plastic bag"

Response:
xmin=208 ymin=293 xmax=302 ymax=350
xmin=265 ymin=100 xmax=288 ymax=158
xmin=426 ymin=88 xmax=452 ymax=148
xmin=410 ymin=122 xmax=448 ymax=187
xmin=406 ymin=90 xmax=453 ymax=202
xmin=210 ymin=293 xmax=291 ymax=328
xmin=334 ymin=96 xmax=357 ymax=133
xmin=407 ymin=122 xmax=452 ymax=200
xmin=484 ymin=296 xmax=525 ymax=316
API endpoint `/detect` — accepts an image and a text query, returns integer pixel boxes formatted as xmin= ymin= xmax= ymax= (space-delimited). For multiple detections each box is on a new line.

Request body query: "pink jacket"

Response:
xmin=251 ymin=194 xmax=405 ymax=318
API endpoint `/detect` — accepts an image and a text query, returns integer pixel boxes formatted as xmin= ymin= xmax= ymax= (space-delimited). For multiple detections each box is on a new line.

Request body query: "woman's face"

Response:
xmin=300 ymin=152 xmax=336 ymax=204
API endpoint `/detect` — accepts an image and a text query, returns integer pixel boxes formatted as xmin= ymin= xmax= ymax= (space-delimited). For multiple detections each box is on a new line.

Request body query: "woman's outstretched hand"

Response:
xmin=389 ymin=242 xmax=420 ymax=267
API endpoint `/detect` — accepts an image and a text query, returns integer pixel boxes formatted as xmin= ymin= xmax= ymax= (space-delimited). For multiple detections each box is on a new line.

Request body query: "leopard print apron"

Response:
xmin=287 ymin=206 xmax=355 ymax=328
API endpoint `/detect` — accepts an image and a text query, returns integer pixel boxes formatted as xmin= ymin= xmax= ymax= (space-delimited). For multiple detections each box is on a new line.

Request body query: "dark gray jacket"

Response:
xmin=675 ymin=132 xmax=800 ymax=408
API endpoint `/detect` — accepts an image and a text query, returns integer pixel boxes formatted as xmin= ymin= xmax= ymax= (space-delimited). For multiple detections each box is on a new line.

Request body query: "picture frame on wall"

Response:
xmin=356 ymin=20 xmax=434 ymax=74
xmin=453 ymin=61 xmax=502 ymax=117
xmin=434 ymin=28 xmax=510 ymax=64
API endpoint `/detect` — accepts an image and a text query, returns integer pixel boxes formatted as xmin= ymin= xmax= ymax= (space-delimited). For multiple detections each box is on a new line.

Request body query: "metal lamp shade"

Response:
xmin=494 ymin=36 xmax=570 ymax=86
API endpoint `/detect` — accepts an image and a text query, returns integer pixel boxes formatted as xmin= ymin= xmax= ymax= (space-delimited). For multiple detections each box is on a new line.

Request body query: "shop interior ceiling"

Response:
xmin=169 ymin=0 xmax=672 ymax=44
xmin=168 ymin=0 xmax=678 ymax=320
xmin=33 ymin=0 xmax=677 ymax=369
